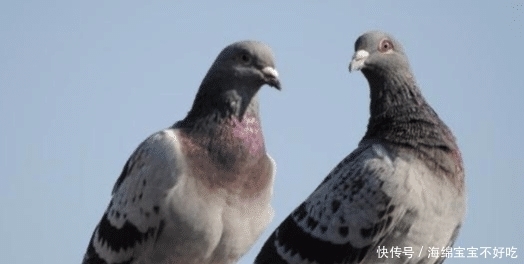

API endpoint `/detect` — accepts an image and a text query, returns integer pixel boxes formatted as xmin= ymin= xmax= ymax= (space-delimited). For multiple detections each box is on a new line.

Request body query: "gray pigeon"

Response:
xmin=254 ymin=31 xmax=465 ymax=264
xmin=82 ymin=40 xmax=281 ymax=264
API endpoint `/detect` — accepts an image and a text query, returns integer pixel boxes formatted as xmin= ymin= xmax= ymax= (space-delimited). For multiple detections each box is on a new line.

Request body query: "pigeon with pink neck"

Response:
xmin=83 ymin=40 xmax=281 ymax=264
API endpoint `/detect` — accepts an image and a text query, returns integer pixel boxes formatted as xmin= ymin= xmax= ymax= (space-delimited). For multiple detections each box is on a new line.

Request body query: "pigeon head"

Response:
xmin=348 ymin=31 xmax=424 ymax=118
xmin=349 ymin=31 xmax=411 ymax=78
xmin=186 ymin=40 xmax=281 ymax=122
xmin=208 ymin=40 xmax=281 ymax=91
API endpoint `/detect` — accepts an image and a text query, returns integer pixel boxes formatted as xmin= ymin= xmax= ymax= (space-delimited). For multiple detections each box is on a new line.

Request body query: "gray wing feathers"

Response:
xmin=85 ymin=129 xmax=182 ymax=263
xmin=109 ymin=129 xmax=181 ymax=230
xmin=266 ymin=142 xmax=462 ymax=264
xmin=299 ymin=143 xmax=404 ymax=247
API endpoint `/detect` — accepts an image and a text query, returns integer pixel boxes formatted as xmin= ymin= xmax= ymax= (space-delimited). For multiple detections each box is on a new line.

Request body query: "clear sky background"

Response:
xmin=1 ymin=1 xmax=523 ymax=263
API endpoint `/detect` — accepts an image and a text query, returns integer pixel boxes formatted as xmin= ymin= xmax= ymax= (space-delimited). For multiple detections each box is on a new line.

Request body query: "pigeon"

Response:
xmin=254 ymin=31 xmax=466 ymax=264
xmin=82 ymin=40 xmax=281 ymax=264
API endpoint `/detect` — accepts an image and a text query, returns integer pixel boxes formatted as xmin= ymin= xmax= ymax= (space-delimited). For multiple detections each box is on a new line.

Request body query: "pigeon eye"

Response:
xmin=379 ymin=39 xmax=394 ymax=53
xmin=239 ymin=53 xmax=251 ymax=64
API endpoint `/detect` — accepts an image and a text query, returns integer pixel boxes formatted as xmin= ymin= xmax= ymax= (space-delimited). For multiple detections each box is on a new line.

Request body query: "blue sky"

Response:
xmin=1 ymin=1 xmax=523 ymax=263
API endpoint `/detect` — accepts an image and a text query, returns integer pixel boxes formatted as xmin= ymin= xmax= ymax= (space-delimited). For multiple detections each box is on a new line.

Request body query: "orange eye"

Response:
xmin=378 ymin=39 xmax=394 ymax=52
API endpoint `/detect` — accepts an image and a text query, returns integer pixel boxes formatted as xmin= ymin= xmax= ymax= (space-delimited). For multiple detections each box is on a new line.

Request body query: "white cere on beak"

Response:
xmin=349 ymin=50 xmax=370 ymax=72
xmin=262 ymin=66 xmax=279 ymax=79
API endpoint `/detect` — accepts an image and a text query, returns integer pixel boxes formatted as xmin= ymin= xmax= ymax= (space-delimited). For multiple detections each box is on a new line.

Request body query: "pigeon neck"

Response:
xmin=178 ymin=90 xmax=267 ymax=163
xmin=364 ymin=69 xmax=425 ymax=118
xmin=177 ymin=103 xmax=271 ymax=198
xmin=361 ymin=70 xmax=464 ymax=191
xmin=362 ymin=69 xmax=435 ymax=141
xmin=184 ymin=77 xmax=262 ymax=122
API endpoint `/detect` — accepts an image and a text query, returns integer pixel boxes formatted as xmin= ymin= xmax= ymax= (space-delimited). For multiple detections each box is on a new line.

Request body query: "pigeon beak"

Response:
xmin=349 ymin=50 xmax=369 ymax=72
xmin=262 ymin=66 xmax=281 ymax=90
